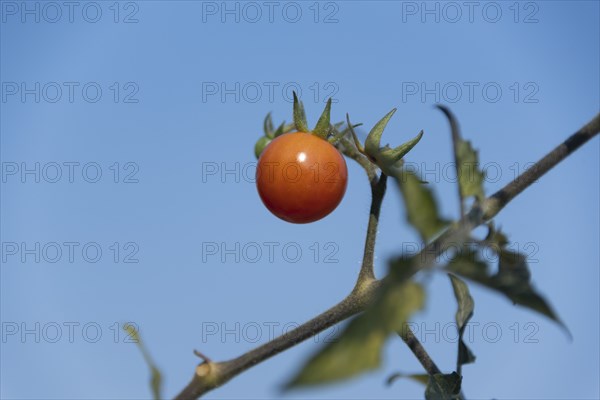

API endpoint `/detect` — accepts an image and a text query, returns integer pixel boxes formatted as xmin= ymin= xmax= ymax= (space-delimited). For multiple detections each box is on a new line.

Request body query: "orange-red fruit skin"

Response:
xmin=256 ymin=132 xmax=348 ymax=223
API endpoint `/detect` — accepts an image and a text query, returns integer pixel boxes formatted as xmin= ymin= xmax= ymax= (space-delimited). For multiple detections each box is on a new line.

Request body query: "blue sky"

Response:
xmin=1 ymin=1 xmax=599 ymax=399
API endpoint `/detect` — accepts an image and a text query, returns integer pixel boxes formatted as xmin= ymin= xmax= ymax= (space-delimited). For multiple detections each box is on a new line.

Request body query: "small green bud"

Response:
xmin=254 ymin=136 xmax=272 ymax=159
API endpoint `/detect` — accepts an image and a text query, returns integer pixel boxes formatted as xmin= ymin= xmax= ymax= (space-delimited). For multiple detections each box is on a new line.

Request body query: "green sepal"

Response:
xmin=283 ymin=123 xmax=295 ymax=134
xmin=376 ymin=130 xmax=424 ymax=174
xmin=329 ymin=122 xmax=363 ymax=144
xmin=293 ymin=91 xmax=309 ymax=132
xmin=273 ymin=121 xmax=286 ymax=138
xmin=313 ymin=98 xmax=332 ymax=139
xmin=263 ymin=112 xmax=274 ymax=138
xmin=364 ymin=108 xmax=397 ymax=157
xmin=346 ymin=113 xmax=365 ymax=153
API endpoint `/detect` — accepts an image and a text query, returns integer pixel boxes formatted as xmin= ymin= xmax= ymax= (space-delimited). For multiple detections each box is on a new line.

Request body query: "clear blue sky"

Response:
xmin=1 ymin=1 xmax=599 ymax=399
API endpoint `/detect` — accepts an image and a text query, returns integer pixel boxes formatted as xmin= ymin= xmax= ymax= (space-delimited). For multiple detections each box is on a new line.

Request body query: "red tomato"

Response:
xmin=256 ymin=132 xmax=348 ymax=223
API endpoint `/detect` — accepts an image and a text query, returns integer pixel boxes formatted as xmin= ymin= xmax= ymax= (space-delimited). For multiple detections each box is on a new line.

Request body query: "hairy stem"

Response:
xmin=483 ymin=113 xmax=600 ymax=220
xmin=398 ymin=327 xmax=441 ymax=375
xmin=399 ymin=327 xmax=467 ymax=400
xmin=337 ymin=136 xmax=378 ymax=185
xmin=357 ymin=173 xmax=387 ymax=284
xmin=174 ymin=280 xmax=382 ymax=399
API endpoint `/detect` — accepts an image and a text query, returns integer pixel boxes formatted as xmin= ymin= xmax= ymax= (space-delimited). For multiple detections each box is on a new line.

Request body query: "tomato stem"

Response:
xmin=357 ymin=173 xmax=387 ymax=284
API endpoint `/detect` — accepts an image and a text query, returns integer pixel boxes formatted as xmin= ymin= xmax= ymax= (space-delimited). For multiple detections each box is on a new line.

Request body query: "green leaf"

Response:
xmin=446 ymin=249 xmax=568 ymax=332
xmin=448 ymin=274 xmax=476 ymax=372
xmin=293 ymin=91 xmax=309 ymax=132
xmin=313 ymin=98 xmax=332 ymax=139
xmin=387 ymin=372 xmax=429 ymax=387
xmin=425 ymin=372 xmax=462 ymax=400
xmin=456 ymin=140 xmax=485 ymax=202
xmin=286 ymin=261 xmax=424 ymax=388
xmin=498 ymin=249 xmax=531 ymax=284
xmin=437 ymin=105 xmax=485 ymax=206
xmin=396 ymin=169 xmax=450 ymax=242
xmin=263 ymin=112 xmax=274 ymax=138
xmin=484 ymin=223 xmax=509 ymax=251
xmin=364 ymin=108 xmax=397 ymax=158
xmin=124 ymin=324 xmax=163 ymax=400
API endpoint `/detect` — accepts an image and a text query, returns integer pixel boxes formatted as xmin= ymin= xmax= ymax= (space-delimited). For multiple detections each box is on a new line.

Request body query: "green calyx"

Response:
xmin=292 ymin=91 xmax=333 ymax=140
xmin=292 ymin=92 xmax=310 ymax=133
xmin=254 ymin=113 xmax=294 ymax=159
xmin=256 ymin=97 xmax=423 ymax=168
xmin=346 ymin=109 xmax=424 ymax=176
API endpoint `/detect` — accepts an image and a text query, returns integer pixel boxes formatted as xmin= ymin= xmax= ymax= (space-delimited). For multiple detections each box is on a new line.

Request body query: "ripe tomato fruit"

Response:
xmin=256 ymin=132 xmax=348 ymax=223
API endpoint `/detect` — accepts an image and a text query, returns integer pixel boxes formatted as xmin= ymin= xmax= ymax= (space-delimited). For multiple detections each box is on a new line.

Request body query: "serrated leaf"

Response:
xmin=286 ymin=261 xmax=424 ymax=388
xmin=124 ymin=324 xmax=163 ymax=400
xmin=387 ymin=372 xmax=429 ymax=387
xmin=396 ymin=169 xmax=450 ymax=242
xmin=425 ymin=372 xmax=462 ymax=400
xmin=484 ymin=223 xmax=509 ymax=251
xmin=449 ymin=275 xmax=473 ymax=333
xmin=364 ymin=108 xmax=397 ymax=157
xmin=313 ymin=98 xmax=332 ymax=139
xmin=437 ymin=105 xmax=485 ymax=207
xmin=456 ymin=140 xmax=485 ymax=202
xmin=293 ymin=91 xmax=309 ymax=132
xmin=448 ymin=274 xmax=476 ymax=372
xmin=446 ymin=249 xmax=567 ymax=333
xmin=498 ymin=249 xmax=531 ymax=284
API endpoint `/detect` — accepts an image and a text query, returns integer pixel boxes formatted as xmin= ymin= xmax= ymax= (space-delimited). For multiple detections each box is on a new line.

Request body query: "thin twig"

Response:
xmin=337 ymin=136 xmax=378 ymax=185
xmin=398 ymin=326 xmax=441 ymax=375
xmin=483 ymin=113 xmax=600 ymax=220
xmin=175 ymin=280 xmax=382 ymax=399
xmin=357 ymin=173 xmax=387 ymax=284
xmin=398 ymin=326 xmax=467 ymax=400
